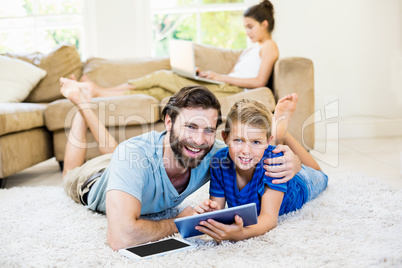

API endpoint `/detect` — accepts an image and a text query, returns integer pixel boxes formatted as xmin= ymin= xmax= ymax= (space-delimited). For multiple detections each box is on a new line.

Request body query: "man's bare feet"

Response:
xmin=60 ymin=78 xmax=90 ymax=104
xmin=60 ymin=77 xmax=95 ymax=100
xmin=271 ymin=93 xmax=298 ymax=145
xmin=79 ymin=74 xmax=90 ymax=82
xmin=69 ymin=74 xmax=77 ymax=81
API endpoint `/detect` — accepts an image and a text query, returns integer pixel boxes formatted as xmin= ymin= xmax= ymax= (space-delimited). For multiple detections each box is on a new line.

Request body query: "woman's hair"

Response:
xmin=224 ymin=99 xmax=273 ymax=139
xmin=244 ymin=0 xmax=275 ymax=33
xmin=161 ymin=85 xmax=222 ymax=127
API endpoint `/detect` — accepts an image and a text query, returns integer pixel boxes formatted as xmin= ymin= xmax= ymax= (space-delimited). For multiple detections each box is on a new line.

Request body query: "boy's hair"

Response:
xmin=244 ymin=0 xmax=275 ymax=33
xmin=224 ymin=99 xmax=273 ymax=138
xmin=161 ymin=85 xmax=223 ymax=127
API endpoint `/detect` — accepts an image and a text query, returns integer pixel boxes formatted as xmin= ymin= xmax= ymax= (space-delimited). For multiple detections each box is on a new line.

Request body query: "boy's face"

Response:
xmin=224 ymin=122 xmax=269 ymax=172
xmin=167 ymin=107 xmax=218 ymax=169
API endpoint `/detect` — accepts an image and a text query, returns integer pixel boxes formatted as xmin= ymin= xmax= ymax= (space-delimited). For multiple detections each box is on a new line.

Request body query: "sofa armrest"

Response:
xmin=273 ymin=57 xmax=315 ymax=149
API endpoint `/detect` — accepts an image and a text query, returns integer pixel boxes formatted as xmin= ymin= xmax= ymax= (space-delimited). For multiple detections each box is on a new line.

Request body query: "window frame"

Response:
xmin=149 ymin=0 xmax=256 ymax=56
xmin=0 ymin=0 xmax=83 ymax=55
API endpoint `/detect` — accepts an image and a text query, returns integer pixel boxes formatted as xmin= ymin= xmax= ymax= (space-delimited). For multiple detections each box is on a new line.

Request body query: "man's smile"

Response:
xmin=184 ymin=145 xmax=203 ymax=155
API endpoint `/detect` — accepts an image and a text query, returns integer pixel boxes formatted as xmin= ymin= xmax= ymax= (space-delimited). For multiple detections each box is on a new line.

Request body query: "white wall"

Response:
xmin=272 ymin=0 xmax=402 ymax=138
xmin=83 ymin=0 xmax=151 ymax=59
xmin=85 ymin=0 xmax=402 ymax=139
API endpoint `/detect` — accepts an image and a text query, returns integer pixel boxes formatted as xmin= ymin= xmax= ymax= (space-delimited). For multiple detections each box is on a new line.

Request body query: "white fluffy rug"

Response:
xmin=1 ymin=172 xmax=401 ymax=267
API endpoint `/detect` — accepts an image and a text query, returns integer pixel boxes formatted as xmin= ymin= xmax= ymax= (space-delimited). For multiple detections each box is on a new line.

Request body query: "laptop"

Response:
xmin=169 ymin=39 xmax=224 ymax=85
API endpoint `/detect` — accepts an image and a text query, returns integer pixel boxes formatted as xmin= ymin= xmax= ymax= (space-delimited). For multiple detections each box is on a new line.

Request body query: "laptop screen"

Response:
xmin=169 ymin=39 xmax=196 ymax=77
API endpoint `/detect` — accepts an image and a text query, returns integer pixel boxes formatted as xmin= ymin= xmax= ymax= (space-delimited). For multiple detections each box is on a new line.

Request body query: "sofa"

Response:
xmin=0 ymin=44 xmax=314 ymax=187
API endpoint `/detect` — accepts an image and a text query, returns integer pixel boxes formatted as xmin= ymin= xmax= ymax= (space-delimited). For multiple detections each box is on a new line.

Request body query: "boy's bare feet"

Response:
xmin=272 ymin=93 xmax=298 ymax=145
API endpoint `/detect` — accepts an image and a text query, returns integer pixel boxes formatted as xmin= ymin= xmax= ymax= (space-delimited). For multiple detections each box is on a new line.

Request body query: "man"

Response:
xmin=60 ymin=79 xmax=302 ymax=250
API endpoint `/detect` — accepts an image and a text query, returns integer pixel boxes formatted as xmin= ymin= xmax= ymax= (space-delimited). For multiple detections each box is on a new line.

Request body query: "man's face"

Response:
xmin=168 ymin=107 xmax=218 ymax=169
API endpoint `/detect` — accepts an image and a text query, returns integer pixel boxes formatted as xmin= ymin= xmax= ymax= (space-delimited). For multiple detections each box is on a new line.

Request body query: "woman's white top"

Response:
xmin=228 ymin=45 xmax=262 ymax=79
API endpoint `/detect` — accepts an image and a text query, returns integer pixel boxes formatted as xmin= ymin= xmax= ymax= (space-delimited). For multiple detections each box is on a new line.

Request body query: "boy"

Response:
xmin=194 ymin=95 xmax=328 ymax=242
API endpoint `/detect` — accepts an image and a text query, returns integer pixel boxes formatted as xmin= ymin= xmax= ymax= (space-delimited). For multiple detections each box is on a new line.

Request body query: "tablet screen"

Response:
xmin=174 ymin=203 xmax=258 ymax=238
xmin=125 ymin=238 xmax=192 ymax=257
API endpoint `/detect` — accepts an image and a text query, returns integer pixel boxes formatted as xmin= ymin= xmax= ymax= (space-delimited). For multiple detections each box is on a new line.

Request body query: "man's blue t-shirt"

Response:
xmin=209 ymin=145 xmax=309 ymax=215
xmin=87 ymin=131 xmax=225 ymax=214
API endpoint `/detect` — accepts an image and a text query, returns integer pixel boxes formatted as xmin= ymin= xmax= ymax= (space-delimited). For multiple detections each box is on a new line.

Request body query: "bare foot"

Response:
xmin=79 ymin=74 xmax=89 ymax=82
xmin=272 ymin=93 xmax=298 ymax=145
xmin=69 ymin=74 xmax=77 ymax=81
xmin=60 ymin=78 xmax=90 ymax=104
xmin=275 ymin=93 xmax=298 ymax=118
xmin=60 ymin=77 xmax=94 ymax=100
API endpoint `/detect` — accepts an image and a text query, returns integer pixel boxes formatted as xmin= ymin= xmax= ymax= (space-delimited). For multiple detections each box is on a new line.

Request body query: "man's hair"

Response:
xmin=224 ymin=99 xmax=273 ymax=138
xmin=161 ymin=85 xmax=223 ymax=127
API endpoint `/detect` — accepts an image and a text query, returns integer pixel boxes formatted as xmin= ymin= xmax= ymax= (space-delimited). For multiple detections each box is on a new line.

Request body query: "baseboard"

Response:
xmin=315 ymin=116 xmax=402 ymax=140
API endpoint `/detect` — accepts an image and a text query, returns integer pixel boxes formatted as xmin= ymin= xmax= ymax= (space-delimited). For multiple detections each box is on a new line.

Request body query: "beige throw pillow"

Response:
xmin=0 ymin=56 xmax=47 ymax=103
xmin=2 ymin=44 xmax=82 ymax=103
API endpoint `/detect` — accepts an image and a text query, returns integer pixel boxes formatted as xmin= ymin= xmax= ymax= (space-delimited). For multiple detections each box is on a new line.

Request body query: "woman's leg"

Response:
xmin=67 ymin=70 xmax=244 ymax=99
xmin=128 ymin=70 xmax=243 ymax=96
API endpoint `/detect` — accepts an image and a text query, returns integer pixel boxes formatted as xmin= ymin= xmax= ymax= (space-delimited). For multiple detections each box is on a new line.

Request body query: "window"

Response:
xmin=0 ymin=0 xmax=83 ymax=55
xmin=150 ymin=0 xmax=253 ymax=57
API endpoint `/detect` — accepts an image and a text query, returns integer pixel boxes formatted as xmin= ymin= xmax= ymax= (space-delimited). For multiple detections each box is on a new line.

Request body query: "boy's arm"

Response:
xmin=195 ymin=186 xmax=283 ymax=242
xmin=240 ymin=187 xmax=284 ymax=239
xmin=106 ymin=190 xmax=195 ymax=251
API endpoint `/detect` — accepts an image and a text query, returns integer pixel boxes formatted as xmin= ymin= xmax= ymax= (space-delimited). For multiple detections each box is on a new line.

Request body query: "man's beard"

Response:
xmin=169 ymin=127 xmax=213 ymax=169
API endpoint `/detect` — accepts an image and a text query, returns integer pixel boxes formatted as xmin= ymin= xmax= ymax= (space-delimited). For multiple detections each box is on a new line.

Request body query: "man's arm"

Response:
xmin=106 ymin=190 xmax=195 ymax=251
xmin=264 ymin=133 xmax=321 ymax=184
xmin=282 ymin=133 xmax=321 ymax=170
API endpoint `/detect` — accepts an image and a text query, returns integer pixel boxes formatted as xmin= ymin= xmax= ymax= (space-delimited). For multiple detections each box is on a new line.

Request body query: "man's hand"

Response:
xmin=195 ymin=215 xmax=245 ymax=243
xmin=194 ymin=199 xmax=222 ymax=214
xmin=263 ymin=144 xmax=302 ymax=184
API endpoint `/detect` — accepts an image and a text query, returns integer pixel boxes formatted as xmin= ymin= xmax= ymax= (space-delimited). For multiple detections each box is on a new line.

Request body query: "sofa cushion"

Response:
xmin=194 ymin=43 xmax=242 ymax=75
xmin=2 ymin=44 xmax=82 ymax=103
xmin=83 ymin=57 xmax=171 ymax=87
xmin=160 ymin=87 xmax=276 ymax=120
xmin=45 ymin=95 xmax=161 ymax=131
xmin=0 ymin=103 xmax=47 ymax=136
xmin=0 ymin=56 xmax=47 ymax=103
xmin=218 ymin=87 xmax=276 ymax=117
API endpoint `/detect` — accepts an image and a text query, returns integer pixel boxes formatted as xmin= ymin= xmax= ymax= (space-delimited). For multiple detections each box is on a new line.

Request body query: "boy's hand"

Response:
xmin=263 ymin=144 xmax=301 ymax=184
xmin=194 ymin=199 xmax=221 ymax=214
xmin=195 ymin=215 xmax=245 ymax=243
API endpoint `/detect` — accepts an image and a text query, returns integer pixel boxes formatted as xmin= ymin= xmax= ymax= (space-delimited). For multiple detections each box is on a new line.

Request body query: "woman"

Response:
xmin=60 ymin=0 xmax=279 ymax=100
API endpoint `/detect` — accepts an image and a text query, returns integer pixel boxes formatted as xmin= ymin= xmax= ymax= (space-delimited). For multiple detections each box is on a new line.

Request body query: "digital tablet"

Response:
xmin=118 ymin=237 xmax=196 ymax=259
xmin=174 ymin=203 xmax=258 ymax=238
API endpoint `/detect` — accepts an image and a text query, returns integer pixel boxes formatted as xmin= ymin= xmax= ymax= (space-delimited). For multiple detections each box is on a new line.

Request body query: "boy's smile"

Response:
xmin=224 ymin=122 xmax=269 ymax=172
